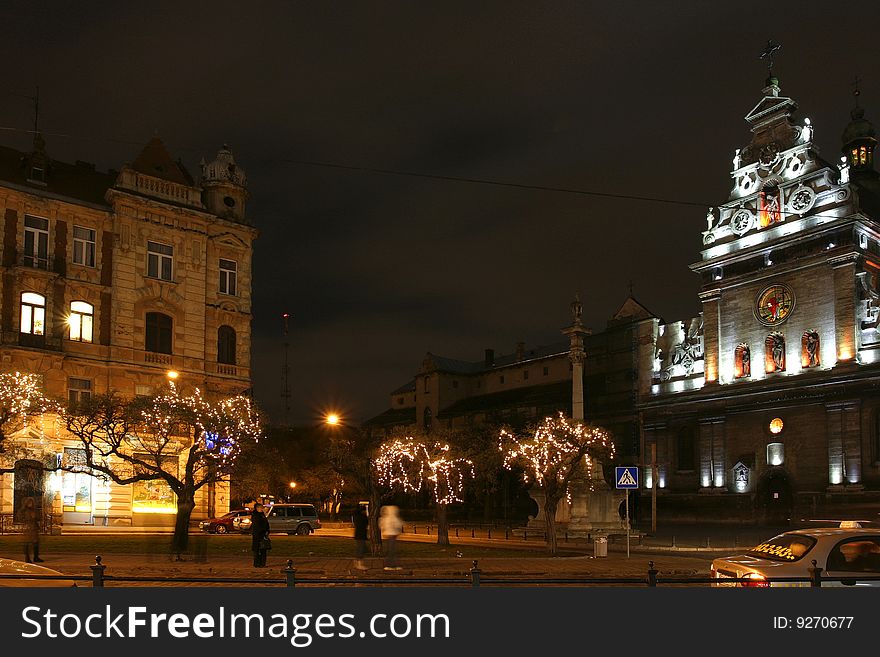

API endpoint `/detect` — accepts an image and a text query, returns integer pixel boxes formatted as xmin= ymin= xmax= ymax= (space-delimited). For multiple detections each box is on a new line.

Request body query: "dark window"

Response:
xmin=72 ymin=226 xmax=96 ymax=267
xmin=543 ymin=367 xmax=549 ymax=376
xmin=68 ymin=378 xmax=92 ymax=405
xmin=452 ymin=380 xmax=458 ymax=389
xmin=219 ymin=259 xmax=237 ymax=295
xmin=500 ymin=375 xmax=505 ymax=384
xmin=423 ymin=407 xmax=432 ymax=433
xmin=145 ymin=312 xmax=173 ymax=354
xmin=147 ymin=241 xmax=173 ymax=281
xmin=676 ymin=428 xmax=696 ymax=471
xmin=523 ymin=370 xmax=529 ymax=380
xmin=218 ymin=325 xmax=236 ymax=364
xmin=23 ymin=215 xmax=49 ymax=269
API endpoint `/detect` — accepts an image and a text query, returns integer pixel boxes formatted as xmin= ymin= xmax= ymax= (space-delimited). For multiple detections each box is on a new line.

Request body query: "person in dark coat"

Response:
xmin=352 ymin=505 xmax=369 ymax=570
xmin=250 ymin=503 xmax=270 ymax=567
xmin=22 ymin=497 xmax=43 ymax=563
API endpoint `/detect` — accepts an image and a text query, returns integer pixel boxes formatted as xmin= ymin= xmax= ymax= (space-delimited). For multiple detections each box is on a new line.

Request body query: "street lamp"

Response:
xmin=166 ymin=370 xmax=179 ymax=381
xmin=325 ymin=413 xmax=340 ymax=426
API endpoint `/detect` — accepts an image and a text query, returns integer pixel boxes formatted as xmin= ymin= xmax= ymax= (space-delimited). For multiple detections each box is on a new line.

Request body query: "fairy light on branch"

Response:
xmin=375 ymin=436 xmax=474 ymax=504
xmin=499 ymin=412 xmax=615 ymax=489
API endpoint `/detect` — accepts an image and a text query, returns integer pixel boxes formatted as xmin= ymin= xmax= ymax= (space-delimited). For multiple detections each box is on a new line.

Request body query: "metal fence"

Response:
xmin=2 ymin=557 xmax=879 ymax=588
xmin=0 ymin=513 xmax=61 ymax=536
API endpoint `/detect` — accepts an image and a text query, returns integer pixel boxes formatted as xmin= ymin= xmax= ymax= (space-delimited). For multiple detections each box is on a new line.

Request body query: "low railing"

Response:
xmin=0 ymin=513 xmax=61 ymax=535
xmin=2 ymin=557 xmax=880 ymax=588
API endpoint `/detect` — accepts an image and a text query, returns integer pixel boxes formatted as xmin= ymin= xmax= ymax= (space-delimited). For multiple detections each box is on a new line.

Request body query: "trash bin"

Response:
xmin=594 ymin=536 xmax=608 ymax=558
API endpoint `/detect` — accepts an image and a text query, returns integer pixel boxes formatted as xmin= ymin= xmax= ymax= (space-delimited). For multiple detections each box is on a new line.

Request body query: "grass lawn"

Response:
xmin=0 ymin=534 xmax=556 ymax=559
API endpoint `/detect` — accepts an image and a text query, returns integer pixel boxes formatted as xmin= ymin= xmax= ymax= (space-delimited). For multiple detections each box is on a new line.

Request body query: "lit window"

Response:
xmin=23 ymin=215 xmax=49 ymax=269
xmin=20 ymin=292 xmax=45 ymax=335
xmin=767 ymin=442 xmax=785 ymax=466
xmin=68 ymin=301 xmax=94 ymax=343
xmin=147 ymin=241 xmax=173 ymax=281
xmin=68 ymin=378 xmax=92 ymax=405
xmin=860 ymin=147 xmax=868 ymax=166
xmin=219 ymin=259 xmax=237 ymax=296
xmin=769 ymin=417 xmax=784 ymax=435
xmin=72 ymin=226 xmax=96 ymax=267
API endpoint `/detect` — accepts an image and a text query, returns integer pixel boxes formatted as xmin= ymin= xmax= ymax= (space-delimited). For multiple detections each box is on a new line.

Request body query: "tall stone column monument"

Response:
xmin=562 ymin=295 xmax=625 ymax=535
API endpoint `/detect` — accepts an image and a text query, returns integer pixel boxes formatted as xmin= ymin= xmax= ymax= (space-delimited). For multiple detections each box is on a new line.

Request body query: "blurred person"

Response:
xmin=380 ymin=505 xmax=403 ymax=571
xmin=352 ymin=505 xmax=369 ymax=570
xmin=22 ymin=497 xmax=42 ymax=563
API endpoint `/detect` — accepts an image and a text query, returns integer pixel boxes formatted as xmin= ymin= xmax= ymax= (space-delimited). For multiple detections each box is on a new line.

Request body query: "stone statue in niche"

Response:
xmin=739 ymin=344 xmax=751 ymax=377
xmin=733 ymin=149 xmax=742 ymax=170
xmin=706 ymin=207 xmax=715 ymax=231
xmin=803 ymin=331 xmax=820 ymax=368
xmin=767 ymin=333 xmax=785 ymax=372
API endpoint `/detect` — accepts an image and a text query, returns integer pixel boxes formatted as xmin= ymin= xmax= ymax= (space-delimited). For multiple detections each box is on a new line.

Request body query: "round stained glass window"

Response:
xmin=755 ymin=284 xmax=795 ymax=326
xmin=769 ymin=417 xmax=784 ymax=435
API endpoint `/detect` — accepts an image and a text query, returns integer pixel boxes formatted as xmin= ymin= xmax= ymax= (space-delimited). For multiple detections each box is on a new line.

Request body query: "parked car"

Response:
xmin=233 ymin=513 xmax=252 ymax=533
xmin=267 ymin=503 xmax=321 ymax=535
xmin=0 ymin=558 xmax=76 ymax=587
xmin=199 ymin=509 xmax=250 ymax=534
xmin=712 ymin=525 xmax=880 ymax=587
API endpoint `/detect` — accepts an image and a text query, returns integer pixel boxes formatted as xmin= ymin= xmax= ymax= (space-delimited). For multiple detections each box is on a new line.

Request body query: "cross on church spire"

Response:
xmin=852 ymin=75 xmax=862 ymax=107
xmin=759 ymin=39 xmax=782 ymax=77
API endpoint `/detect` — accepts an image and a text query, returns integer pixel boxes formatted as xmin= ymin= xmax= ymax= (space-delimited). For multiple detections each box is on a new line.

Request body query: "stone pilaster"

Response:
xmin=699 ymin=289 xmax=721 ymax=384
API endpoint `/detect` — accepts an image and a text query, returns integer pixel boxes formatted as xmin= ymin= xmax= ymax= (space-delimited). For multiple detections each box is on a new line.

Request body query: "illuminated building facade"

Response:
xmin=640 ymin=76 xmax=880 ymax=522
xmin=0 ymin=134 xmax=256 ymax=527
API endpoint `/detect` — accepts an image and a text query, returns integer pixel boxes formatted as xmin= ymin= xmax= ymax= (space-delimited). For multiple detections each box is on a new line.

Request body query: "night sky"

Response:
xmin=2 ymin=2 xmax=878 ymax=424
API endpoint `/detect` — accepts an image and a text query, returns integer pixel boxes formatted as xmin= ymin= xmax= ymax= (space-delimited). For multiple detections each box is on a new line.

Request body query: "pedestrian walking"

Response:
xmin=22 ymin=497 xmax=43 ymax=563
xmin=380 ymin=505 xmax=403 ymax=571
xmin=352 ymin=505 xmax=369 ymax=570
xmin=250 ymin=503 xmax=270 ymax=567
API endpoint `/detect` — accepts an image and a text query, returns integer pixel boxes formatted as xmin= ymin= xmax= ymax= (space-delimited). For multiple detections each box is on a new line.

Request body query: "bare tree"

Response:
xmin=500 ymin=413 xmax=614 ymax=555
xmin=326 ymin=426 xmax=389 ymax=556
xmin=64 ymin=386 xmax=262 ymax=553
xmin=374 ymin=432 xmax=473 ymax=546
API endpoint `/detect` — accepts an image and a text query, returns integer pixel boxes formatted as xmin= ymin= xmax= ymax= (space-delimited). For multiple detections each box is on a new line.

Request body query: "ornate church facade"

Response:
xmin=640 ymin=73 xmax=880 ymax=522
xmin=0 ymin=133 xmax=256 ymax=528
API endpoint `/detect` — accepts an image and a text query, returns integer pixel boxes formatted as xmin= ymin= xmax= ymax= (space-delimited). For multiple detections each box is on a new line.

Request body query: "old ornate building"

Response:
xmin=0 ymin=133 xmax=256 ymax=527
xmin=640 ymin=74 xmax=880 ymax=522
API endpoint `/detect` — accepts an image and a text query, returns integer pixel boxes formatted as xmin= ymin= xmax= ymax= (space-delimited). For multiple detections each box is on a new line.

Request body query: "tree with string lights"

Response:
xmin=64 ymin=384 xmax=263 ymax=554
xmin=0 ymin=371 xmax=57 ymax=458
xmin=375 ymin=433 xmax=474 ymax=546
xmin=499 ymin=413 xmax=614 ymax=554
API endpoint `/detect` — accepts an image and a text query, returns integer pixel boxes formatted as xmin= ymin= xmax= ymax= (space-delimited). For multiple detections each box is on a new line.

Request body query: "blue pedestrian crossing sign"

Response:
xmin=615 ymin=467 xmax=639 ymax=489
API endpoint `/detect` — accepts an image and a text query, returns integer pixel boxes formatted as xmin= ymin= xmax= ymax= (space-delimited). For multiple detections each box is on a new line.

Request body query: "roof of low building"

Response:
xmin=436 ymin=380 xmax=571 ymax=418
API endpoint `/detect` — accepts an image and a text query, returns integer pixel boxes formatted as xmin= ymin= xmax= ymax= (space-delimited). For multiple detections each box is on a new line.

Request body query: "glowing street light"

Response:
xmin=325 ymin=413 xmax=340 ymax=426
xmin=166 ymin=370 xmax=179 ymax=381
xmin=289 ymin=481 xmax=297 ymax=489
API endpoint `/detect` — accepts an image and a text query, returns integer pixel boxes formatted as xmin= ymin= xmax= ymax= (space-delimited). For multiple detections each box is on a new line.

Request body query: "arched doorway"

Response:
xmin=756 ymin=469 xmax=793 ymax=526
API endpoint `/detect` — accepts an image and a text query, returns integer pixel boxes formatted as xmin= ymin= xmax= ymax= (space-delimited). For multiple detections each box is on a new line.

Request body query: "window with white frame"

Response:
xmin=147 ymin=241 xmax=173 ymax=281
xmin=23 ymin=215 xmax=49 ymax=269
xmin=20 ymin=292 xmax=46 ymax=335
xmin=219 ymin=258 xmax=237 ymax=296
xmin=68 ymin=378 xmax=92 ymax=405
xmin=72 ymin=226 xmax=96 ymax=267
xmin=68 ymin=301 xmax=94 ymax=343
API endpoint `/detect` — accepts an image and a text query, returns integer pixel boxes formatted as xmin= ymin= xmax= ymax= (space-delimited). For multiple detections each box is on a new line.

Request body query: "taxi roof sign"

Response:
xmin=615 ymin=466 xmax=639 ymax=489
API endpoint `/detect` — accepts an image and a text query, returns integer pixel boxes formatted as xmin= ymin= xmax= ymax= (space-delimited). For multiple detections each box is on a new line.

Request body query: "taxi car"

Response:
xmin=0 ymin=558 xmax=76 ymax=587
xmin=711 ymin=525 xmax=880 ymax=587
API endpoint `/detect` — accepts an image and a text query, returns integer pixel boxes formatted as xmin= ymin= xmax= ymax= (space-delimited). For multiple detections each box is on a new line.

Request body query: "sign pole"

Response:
xmin=625 ymin=489 xmax=630 ymax=558
xmin=651 ymin=443 xmax=657 ymax=535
